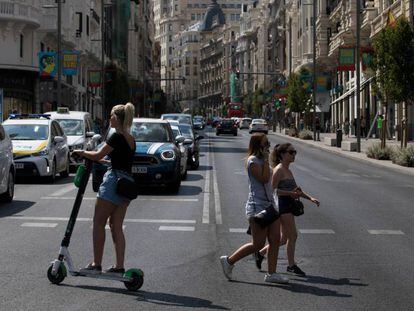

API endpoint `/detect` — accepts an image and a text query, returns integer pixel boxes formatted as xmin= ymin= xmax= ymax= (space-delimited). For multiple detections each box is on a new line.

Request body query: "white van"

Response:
xmin=46 ymin=108 xmax=101 ymax=169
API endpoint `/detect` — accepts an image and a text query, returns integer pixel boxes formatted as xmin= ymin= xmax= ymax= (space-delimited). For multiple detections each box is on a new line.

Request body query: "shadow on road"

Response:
xmin=61 ymin=285 xmax=229 ymax=310
xmin=230 ymin=279 xmax=353 ymax=297
xmin=210 ymin=147 xmax=246 ymax=154
xmin=295 ymin=275 xmax=368 ymax=287
xmin=197 ymin=165 xmax=213 ymax=171
xmin=0 ymin=200 xmax=36 ymax=217
xmin=185 ymin=173 xmax=204 ymax=182
xmin=137 ymin=185 xmax=203 ymax=196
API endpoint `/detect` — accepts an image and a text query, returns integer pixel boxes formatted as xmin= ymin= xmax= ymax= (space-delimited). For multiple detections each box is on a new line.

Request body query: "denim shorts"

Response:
xmin=97 ymin=169 xmax=134 ymax=206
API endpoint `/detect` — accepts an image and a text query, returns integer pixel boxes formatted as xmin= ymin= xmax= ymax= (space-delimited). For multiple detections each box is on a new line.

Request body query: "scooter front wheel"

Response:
xmin=47 ymin=263 xmax=67 ymax=284
xmin=123 ymin=268 xmax=144 ymax=291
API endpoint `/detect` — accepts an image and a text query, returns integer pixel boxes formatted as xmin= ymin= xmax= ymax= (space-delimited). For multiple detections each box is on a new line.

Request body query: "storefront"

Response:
xmin=0 ymin=69 xmax=38 ymax=120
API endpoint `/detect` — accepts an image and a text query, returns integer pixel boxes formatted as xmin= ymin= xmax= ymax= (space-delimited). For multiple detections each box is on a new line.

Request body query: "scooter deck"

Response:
xmin=72 ymin=270 xmax=132 ymax=282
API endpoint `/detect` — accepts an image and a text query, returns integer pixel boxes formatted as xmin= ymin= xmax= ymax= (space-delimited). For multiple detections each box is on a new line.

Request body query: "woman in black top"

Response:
xmin=73 ymin=103 xmax=135 ymax=275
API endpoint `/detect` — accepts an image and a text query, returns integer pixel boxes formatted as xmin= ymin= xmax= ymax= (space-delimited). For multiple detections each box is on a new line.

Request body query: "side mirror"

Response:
xmin=183 ymin=138 xmax=193 ymax=145
xmin=196 ymin=135 xmax=204 ymax=140
xmin=86 ymin=131 xmax=95 ymax=138
xmin=54 ymin=136 xmax=64 ymax=144
xmin=175 ymin=135 xmax=185 ymax=144
xmin=92 ymin=134 xmax=101 ymax=143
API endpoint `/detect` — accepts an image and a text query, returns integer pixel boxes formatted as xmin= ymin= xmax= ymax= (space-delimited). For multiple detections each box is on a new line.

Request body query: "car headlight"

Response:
xmin=161 ymin=150 xmax=176 ymax=161
xmin=33 ymin=147 xmax=49 ymax=156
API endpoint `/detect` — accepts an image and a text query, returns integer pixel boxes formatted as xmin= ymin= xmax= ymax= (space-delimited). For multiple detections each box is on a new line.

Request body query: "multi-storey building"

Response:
xmin=153 ymin=0 xmax=245 ymax=98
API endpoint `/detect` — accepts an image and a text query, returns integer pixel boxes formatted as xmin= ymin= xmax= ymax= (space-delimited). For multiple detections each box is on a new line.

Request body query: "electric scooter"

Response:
xmin=47 ymin=158 xmax=144 ymax=291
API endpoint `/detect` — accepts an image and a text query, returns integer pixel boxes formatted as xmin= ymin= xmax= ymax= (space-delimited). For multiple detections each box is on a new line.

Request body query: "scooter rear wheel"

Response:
xmin=123 ymin=268 xmax=144 ymax=291
xmin=47 ymin=263 xmax=67 ymax=284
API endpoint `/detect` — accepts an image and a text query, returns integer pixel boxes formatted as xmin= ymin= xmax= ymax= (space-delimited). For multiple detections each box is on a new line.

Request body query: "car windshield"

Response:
xmin=131 ymin=122 xmax=172 ymax=142
xmin=57 ymin=119 xmax=84 ymax=136
xmin=3 ymin=124 xmax=49 ymax=140
xmin=253 ymin=119 xmax=266 ymax=124
xmin=222 ymin=120 xmax=233 ymax=125
xmin=178 ymin=124 xmax=194 ymax=138
xmin=194 ymin=117 xmax=203 ymax=122
xmin=163 ymin=115 xmax=191 ymax=124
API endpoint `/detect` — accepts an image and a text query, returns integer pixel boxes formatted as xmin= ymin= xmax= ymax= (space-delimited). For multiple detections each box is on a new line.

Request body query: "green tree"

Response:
xmin=372 ymin=18 xmax=414 ymax=148
xmin=252 ymin=88 xmax=264 ymax=117
xmin=286 ymin=72 xmax=310 ymax=125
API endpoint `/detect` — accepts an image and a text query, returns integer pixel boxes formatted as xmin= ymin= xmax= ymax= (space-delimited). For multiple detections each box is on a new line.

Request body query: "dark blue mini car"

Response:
xmin=92 ymin=118 xmax=184 ymax=193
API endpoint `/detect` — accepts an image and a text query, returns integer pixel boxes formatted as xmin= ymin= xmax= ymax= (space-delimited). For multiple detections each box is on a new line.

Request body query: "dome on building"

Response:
xmin=200 ymin=0 xmax=226 ymax=31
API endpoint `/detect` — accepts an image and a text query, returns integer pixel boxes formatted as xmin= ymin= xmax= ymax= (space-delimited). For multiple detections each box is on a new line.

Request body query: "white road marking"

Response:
xmin=41 ymin=196 xmax=96 ymax=200
xmin=368 ymin=230 xmax=404 ymax=235
xmin=229 ymin=228 xmax=247 ymax=233
xmin=159 ymin=226 xmax=195 ymax=231
xmin=299 ymin=229 xmax=335 ymax=234
xmin=21 ymin=223 xmax=58 ymax=228
xmin=202 ymin=147 xmax=211 ymax=224
xmin=105 ymin=224 xmax=126 ymax=230
xmin=6 ymin=216 xmax=196 ymax=224
xmin=138 ymin=198 xmax=199 ymax=202
xmin=212 ymin=169 xmax=222 ymax=225
xmin=49 ymin=184 xmax=76 ymax=196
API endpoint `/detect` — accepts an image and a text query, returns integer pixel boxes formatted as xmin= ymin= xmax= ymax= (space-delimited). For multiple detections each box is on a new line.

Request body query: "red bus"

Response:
xmin=227 ymin=103 xmax=244 ymax=118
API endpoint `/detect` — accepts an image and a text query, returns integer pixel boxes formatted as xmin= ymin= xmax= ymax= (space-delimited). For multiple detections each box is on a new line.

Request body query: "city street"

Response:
xmin=0 ymin=128 xmax=413 ymax=311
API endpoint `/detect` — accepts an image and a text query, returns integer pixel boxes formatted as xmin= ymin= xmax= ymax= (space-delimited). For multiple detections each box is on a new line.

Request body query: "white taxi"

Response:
xmin=0 ymin=124 xmax=15 ymax=202
xmin=2 ymin=114 xmax=70 ymax=182
xmin=46 ymin=108 xmax=101 ymax=169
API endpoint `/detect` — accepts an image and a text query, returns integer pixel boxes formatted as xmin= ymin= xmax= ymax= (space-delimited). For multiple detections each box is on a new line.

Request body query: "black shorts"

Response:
xmin=278 ymin=196 xmax=294 ymax=215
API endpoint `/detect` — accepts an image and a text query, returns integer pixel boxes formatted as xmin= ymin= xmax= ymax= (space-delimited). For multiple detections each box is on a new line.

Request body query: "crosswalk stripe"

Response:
xmin=368 ymin=230 xmax=404 ymax=235
xmin=159 ymin=226 xmax=195 ymax=231
xmin=21 ymin=223 xmax=58 ymax=228
xmin=229 ymin=228 xmax=247 ymax=233
xmin=5 ymin=216 xmax=196 ymax=224
xmin=299 ymin=229 xmax=335 ymax=234
xmin=41 ymin=196 xmax=198 ymax=202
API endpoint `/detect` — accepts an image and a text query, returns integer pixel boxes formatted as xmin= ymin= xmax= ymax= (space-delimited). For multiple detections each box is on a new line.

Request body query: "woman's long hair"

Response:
xmin=111 ymin=102 xmax=135 ymax=132
xmin=245 ymin=133 xmax=266 ymax=166
xmin=270 ymin=143 xmax=292 ymax=168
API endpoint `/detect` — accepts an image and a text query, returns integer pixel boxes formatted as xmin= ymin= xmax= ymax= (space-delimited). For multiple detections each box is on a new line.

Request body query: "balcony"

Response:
xmin=0 ymin=1 xmax=40 ymax=27
xmin=371 ymin=0 xmax=405 ymax=38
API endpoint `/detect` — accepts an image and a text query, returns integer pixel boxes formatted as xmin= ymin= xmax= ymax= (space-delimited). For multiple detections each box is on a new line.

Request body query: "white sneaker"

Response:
xmin=220 ymin=256 xmax=234 ymax=280
xmin=264 ymin=273 xmax=289 ymax=284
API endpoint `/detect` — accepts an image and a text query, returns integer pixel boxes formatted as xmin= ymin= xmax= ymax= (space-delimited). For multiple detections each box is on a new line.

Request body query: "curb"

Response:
xmin=267 ymin=131 xmax=414 ymax=177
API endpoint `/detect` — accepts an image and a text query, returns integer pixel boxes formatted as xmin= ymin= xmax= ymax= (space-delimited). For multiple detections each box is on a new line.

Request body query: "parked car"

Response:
xmin=216 ymin=119 xmax=238 ymax=136
xmin=0 ymin=123 xmax=15 ymax=202
xmin=249 ymin=119 xmax=269 ymax=134
xmin=239 ymin=117 xmax=252 ymax=129
xmin=93 ymin=118 xmax=184 ymax=193
xmin=178 ymin=123 xmax=203 ymax=169
xmin=170 ymin=123 xmax=188 ymax=180
xmin=161 ymin=113 xmax=193 ymax=127
xmin=3 ymin=114 xmax=70 ymax=182
xmin=46 ymin=108 xmax=101 ymax=170
xmin=193 ymin=116 xmax=205 ymax=130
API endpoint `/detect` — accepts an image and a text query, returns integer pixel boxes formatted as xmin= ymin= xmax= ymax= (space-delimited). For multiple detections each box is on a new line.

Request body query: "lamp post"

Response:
xmin=101 ymin=0 xmax=106 ymax=118
xmin=312 ymin=0 xmax=317 ymax=141
xmin=356 ymin=0 xmax=361 ymax=152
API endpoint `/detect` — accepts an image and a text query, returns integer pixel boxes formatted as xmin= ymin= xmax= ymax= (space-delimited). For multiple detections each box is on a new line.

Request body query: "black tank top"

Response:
xmin=106 ymin=132 xmax=135 ymax=173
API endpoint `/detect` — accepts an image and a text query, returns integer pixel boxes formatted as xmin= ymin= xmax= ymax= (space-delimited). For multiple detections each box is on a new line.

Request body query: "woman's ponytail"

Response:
xmin=123 ymin=102 xmax=135 ymax=132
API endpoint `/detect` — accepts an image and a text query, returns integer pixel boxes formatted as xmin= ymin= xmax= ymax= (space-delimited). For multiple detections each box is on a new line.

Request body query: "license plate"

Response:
xmin=132 ymin=166 xmax=147 ymax=174
xmin=15 ymin=163 xmax=24 ymax=169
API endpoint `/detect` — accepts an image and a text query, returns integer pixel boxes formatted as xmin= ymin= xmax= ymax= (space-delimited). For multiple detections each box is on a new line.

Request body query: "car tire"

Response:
xmin=0 ymin=170 xmax=15 ymax=203
xmin=191 ymin=157 xmax=199 ymax=170
xmin=47 ymin=159 xmax=56 ymax=183
xmin=233 ymin=132 xmax=237 ymax=136
xmin=168 ymin=179 xmax=181 ymax=193
xmin=60 ymin=155 xmax=70 ymax=178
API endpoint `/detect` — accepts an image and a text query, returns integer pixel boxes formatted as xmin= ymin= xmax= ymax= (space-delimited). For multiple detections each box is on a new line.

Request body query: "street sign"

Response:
xmin=0 ymin=89 xmax=3 ymax=122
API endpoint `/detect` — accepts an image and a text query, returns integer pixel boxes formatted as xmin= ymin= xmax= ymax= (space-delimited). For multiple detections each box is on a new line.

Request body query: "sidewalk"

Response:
xmin=268 ymin=129 xmax=414 ymax=177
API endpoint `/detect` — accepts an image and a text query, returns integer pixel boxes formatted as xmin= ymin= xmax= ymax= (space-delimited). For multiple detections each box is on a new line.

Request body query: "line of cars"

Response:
xmin=0 ymin=108 xmax=101 ymax=203
xmin=214 ymin=117 xmax=269 ymax=136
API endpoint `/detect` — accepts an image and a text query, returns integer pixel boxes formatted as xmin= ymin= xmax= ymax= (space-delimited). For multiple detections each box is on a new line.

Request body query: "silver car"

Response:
xmin=0 ymin=124 xmax=15 ymax=202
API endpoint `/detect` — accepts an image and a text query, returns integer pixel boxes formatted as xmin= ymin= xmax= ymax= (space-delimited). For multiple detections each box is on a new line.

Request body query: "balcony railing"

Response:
xmin=0 ymin=1 xmax=40 ymax=26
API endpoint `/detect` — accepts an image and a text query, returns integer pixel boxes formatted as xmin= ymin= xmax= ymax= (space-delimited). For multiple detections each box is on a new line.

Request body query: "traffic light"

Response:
xmin=274 ymin=99 xmax=281 ymax=109
xmin=236 ymin=70 xmax=240 ymax=79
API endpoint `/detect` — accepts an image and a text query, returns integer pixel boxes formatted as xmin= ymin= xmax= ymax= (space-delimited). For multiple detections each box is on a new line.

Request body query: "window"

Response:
xmin=86 ymin=15 xmax=89 ymax=36
xmin=75 ymin=12 xmax=83 ymax=37
xmin=187 ymin=4 xmax=193 ymax=8
xmin=193 ymin=57 xmax=197 ymax=64
xmin=175 ymin=4 xmax=178 ymax=11
xmin=191 ymin=13 xmax=195 ymax=20
xmin=40 ymin=42 xmax=45 ymax=52
xmin=194 ymin=3 xmax=199 ymax=8
xmin=169 ymin=35 xmax=172 ymax=41
xmin=197 ymin=13 xmax=201 ymax=20
xmin=236 ymin=14 xmax=240 ymax=21
xmin=169 ymin=47 xmax=173 ymax=55
xmin=20 ymin=34 xmax=24 ymax=58
xmin=168 ymin=24 xmax=172 ymax=31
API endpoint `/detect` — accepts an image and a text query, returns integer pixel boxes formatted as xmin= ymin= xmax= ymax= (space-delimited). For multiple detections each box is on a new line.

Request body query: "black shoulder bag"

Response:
xmin=291 ymin=199 xmax=304 ymax=217
xmin=114 ymin=171 xmax=138 ymax=200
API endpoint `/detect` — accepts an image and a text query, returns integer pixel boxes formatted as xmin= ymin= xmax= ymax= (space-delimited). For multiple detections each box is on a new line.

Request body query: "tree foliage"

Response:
xmin=286 ymin=71 xmax=310 ymax=114
xmin=372 ymin=18 xmax=414 ymax=103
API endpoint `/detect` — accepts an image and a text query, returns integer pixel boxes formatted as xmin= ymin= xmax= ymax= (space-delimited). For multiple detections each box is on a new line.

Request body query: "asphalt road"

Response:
xmin=0 ymin=127 xmax=413 ymax=311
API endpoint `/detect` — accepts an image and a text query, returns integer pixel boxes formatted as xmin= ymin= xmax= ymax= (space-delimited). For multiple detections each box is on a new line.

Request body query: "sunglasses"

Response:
xmin=287 ymin=150 xmax=297 ymax=155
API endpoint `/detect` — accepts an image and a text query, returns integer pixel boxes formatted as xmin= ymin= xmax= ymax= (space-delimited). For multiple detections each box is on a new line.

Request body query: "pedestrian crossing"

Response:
xmin=2 ymin=216 xmax=406 ymax=235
